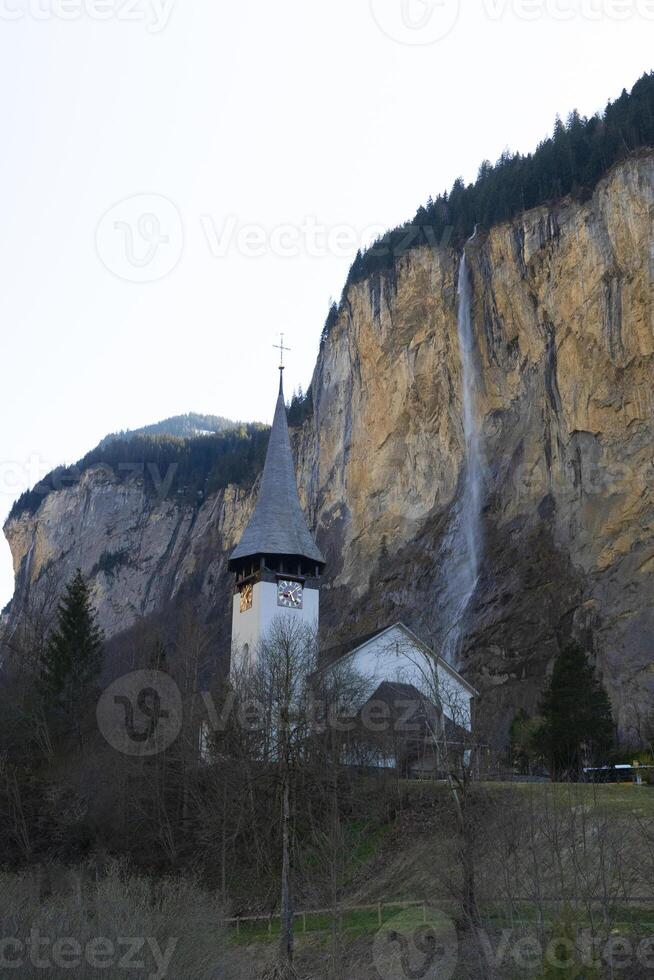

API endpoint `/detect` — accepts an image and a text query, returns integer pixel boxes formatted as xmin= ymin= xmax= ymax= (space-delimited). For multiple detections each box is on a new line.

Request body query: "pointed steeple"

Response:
xmin=229 ymin=375 xmax=325 ymax=569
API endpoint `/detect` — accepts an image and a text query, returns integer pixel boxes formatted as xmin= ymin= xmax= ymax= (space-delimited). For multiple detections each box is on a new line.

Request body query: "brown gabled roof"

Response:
xmin=358 ymin=681 xmax=469 ymax=740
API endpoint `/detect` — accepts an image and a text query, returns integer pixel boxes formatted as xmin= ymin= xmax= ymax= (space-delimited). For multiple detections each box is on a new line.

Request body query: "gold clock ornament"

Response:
xmin=239 ymin=583 xmax=253 ymax=612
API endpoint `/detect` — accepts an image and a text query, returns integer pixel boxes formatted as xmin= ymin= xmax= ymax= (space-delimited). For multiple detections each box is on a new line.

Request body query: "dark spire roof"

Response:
xmin=229 ymin=375 xmax=325 ymax=568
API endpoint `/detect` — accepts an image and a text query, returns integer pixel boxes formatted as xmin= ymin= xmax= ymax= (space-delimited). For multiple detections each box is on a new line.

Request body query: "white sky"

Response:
xmin=0 ymin=0 xmax=651 ymax=609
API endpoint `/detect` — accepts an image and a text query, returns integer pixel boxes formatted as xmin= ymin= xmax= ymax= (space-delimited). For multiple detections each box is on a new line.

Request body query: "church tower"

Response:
xmin=228 ymin=370 xmax=325 ymax=662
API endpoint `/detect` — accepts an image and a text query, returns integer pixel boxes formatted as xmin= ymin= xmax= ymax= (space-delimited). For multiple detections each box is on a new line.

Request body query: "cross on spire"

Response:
xmin=273 ymin=333 xmax=291 ymax=374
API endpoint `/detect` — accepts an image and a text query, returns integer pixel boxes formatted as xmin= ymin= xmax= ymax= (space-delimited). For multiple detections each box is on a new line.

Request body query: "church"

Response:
xmin=227 ymin=366 xmax=477 ymax=774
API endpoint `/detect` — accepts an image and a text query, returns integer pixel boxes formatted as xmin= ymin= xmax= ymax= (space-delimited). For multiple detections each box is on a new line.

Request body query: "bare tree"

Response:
xmin=306 ymin=657 xmax=370 ymax=979
xmin=232 ymin=616 xmax=318 ymax=980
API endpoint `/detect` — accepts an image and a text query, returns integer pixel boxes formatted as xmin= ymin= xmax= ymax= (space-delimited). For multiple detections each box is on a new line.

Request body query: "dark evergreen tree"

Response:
xmin=287 ymin=384 xmax=314 ymax=428
xmin=39 ymin=569 xmax=104 ymax=741
xmin=537 ymin=642 xmax=614 ymax=780
xmin=508 ymin=708 xmax=532 ymax=775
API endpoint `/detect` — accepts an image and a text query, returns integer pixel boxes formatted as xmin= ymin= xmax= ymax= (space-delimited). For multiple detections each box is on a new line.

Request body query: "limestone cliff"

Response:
xmin=4 ymin=153 xmax=653 ymax=737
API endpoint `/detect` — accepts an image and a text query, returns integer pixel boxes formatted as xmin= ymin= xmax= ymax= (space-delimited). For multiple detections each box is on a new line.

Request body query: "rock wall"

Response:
xmin=5 ymin=154 xmax=653 ymax=737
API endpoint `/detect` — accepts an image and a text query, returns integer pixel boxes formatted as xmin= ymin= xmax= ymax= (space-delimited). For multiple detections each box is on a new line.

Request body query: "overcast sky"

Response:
xmin=0 ymin=0 xmax=651 ymax=608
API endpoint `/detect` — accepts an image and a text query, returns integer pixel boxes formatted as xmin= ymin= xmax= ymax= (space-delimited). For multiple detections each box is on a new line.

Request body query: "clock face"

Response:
xmin=239 ymin=584 xmax=253 ymax=613
xmin=277 ymin=579 xmax=303 ymax=609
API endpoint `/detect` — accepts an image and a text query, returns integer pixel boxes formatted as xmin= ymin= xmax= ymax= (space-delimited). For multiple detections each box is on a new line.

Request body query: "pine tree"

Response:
xmin=537 ymin=642 xmax=614 ymax=780
xmin=508 ymin=708 xmax=542 ymax=775
xmin=39 ymin=569 xmax=103 ymax=741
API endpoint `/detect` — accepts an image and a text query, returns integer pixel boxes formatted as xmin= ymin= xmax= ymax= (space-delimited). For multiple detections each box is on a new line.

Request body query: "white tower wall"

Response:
xmin=231 ymin=581 xmax=319 ymax=665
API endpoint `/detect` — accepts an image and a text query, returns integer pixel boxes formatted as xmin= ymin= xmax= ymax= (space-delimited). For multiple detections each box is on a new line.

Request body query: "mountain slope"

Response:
xmin=4 ymin=150 xmax=653 ymax=741
xmin=98 ymin=413 xmax=241 ymax=447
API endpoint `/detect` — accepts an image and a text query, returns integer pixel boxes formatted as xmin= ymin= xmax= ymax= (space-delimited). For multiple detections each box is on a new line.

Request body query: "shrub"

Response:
xmin=0 ymin=862 xmax=228 ymax=979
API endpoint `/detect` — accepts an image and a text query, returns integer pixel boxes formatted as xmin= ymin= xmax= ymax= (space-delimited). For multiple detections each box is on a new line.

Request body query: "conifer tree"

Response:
xmin=508 ymin=708 xmax=542 ymax=775
xmin=39 ymin=569 xmax=103 ymax=741
xmin=537 ymin=642 xmax=614 ymax=780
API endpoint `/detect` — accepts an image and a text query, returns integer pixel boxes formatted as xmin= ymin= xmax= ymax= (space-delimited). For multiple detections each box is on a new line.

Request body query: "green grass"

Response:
xmin=340 ymin=819 xmax=391 ymax=885
xmin=298 ymin=816 xmax=392 ymax=892
xmin=398 ymin=778 xmax=654 ymax=818
xmin=484 ymin=780 xmax=654 ymax=817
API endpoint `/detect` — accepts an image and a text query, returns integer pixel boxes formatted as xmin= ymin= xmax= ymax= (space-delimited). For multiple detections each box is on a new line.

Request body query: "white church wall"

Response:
xmin=326 ymin=626 xmax=473 ymax=731
xmin=435 ymin=663 xmax=472 ymax=730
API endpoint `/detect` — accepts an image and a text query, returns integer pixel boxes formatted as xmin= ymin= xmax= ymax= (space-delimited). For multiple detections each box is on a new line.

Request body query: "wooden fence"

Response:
xmin=226 ymin=896 xmax=654 ymax=939
xmin=226 ymin=899 xmax=426 ymax=938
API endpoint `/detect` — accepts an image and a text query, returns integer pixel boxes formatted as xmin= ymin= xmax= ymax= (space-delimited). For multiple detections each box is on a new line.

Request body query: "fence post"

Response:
xmin=236 ymin=918 xmax=240 ymax=937
xmin=302 ymin=912 xmax=307 ymax=934
xmin=378 ymin=903 xmax=383 ymax=928
xmin=268 ymin=916 xmax=273 ymax=937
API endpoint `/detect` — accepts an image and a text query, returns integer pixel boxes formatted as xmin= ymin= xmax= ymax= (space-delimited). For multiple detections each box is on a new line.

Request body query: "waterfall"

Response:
xmin=440 ymin=238 xmax=484 ymax=664
xmin=456 ymin=244 xmax=483 ymax=589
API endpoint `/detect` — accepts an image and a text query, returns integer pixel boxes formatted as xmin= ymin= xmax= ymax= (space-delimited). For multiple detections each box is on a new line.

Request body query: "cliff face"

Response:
xmin=4 ymin=154 xmax=653 ymax=736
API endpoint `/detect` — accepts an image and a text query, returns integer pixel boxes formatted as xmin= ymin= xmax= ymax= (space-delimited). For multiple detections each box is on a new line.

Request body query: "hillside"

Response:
xmin=3 ymin=780 xmax=651 ymax=979
xmin=98 ymin=412 xmax=242 ymax=446
xmin=7 ymin=421 xmax=270 ymax=521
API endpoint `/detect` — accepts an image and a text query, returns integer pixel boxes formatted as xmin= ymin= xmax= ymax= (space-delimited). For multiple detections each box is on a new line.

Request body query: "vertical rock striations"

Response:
xmin=4 ymin=154 xmax=653 ymax=737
